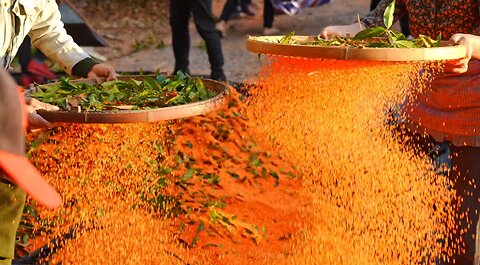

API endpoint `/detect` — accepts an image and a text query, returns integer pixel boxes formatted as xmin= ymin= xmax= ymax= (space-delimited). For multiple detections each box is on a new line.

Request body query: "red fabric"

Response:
xmin=407 ymin=60 xmax=480 ymax=138
xmin=0 ymin=150 xmax=61 ymax=208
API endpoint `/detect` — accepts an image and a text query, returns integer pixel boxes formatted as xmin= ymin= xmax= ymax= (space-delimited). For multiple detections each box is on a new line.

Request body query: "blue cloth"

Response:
xmin=269 ymin=0 xmax=330 ymax=16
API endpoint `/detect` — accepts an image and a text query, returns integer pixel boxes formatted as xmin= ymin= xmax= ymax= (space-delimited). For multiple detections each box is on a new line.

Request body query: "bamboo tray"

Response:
xmin=35 ymin=76 xmax=230 ymax=124
xmin=246 ymin=35 xmax=467 ymax=61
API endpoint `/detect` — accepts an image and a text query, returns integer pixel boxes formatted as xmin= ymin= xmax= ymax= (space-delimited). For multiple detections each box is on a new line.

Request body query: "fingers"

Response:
xmin=87 ymin=71 xmax=103 ymax=84
xmin=449 ymin=34 xmax=462 ymax=45
xmin=450 ymin=34 xmax=472 ymax=58
xmin=444 ymin=57 xmax=470 ymax=74
xmin=320 ymin=27 xmax=331 ymax=39
xmin=107 ymin=68 xmax=118 ymax=81
xmin=28 ymin=111 xmax=54 ymax=132
xmin=26 ymin=98 xmax=60 ymax=112
xmin=88 ymin=64 xmax=118 ymax=82
xmin=320 ymin=26 xmax=339 ymax=40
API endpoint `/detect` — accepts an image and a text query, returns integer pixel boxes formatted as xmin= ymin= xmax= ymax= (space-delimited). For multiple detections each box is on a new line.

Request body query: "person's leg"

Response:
xmin=169 ymin=0 xmax=191 ymax=75
xmin=241 ymin=0 xmax=256 ymax=16
xmin=242 ymin=0 xmax=252 ymax=7
xmin=400 ymin=13 xmax=411 ymax=37
xmin=0 ymin=181 xmax=26 ymax=265
xmin=191 ymin=0 xmax=226 ymax=81
xmin=447 ymin=145 xmax=480 ymax=264
xmin=220 ymin=0 xmax=237 ymax=22
xmin=263 ymin=0 xmax=274 ymax=28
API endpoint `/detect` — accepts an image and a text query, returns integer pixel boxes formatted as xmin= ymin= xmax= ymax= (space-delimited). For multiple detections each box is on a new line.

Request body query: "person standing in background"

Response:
xmin=263 ymin=0 xmax=279 ymax=35
xmin=216 ymin=0 xmax=256 ymax=38
xmin=169 ymin=0 xmax=227 ymax=82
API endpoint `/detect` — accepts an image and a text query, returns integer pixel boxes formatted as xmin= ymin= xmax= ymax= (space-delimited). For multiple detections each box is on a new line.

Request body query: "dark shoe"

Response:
xmin=173 ymin=68 xmax=190 ymax=76
xmin=242 ymin=5 xmax=256 ymax=16
xmin=211 ymin=72 xmax=227 ymax=82
xmin=230 ymin=11 xmax=245 ymax=20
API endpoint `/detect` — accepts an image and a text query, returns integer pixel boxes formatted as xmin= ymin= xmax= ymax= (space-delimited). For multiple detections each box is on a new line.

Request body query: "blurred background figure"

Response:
xmin=216 ymin=0 xmax=256 ymax=37
xmin=264 ymin=0 xmax=330 ymax=35
xmin=170 ymin=0 xmax=227 ymax=82
xmin=15 ymin=0 xmax=108 ymax=88
xmin=370 ymin=0 xmax=410 ymax=37
xmin=17 ymin=37 xmax=57 ymax=88
xmin=263 ymin=0 xmax=278 ymax=35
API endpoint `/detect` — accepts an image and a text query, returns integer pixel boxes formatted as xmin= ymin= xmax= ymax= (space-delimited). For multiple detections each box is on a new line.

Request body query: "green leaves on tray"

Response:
xmin=275 ymin=1 xmax=441 ymax=49
xmin=31 ymin=72 xmax=218 ymax=112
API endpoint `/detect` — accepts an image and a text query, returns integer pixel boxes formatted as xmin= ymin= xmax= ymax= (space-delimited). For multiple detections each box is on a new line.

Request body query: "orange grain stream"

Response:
xmin=23 ymin=56 xmax=462 ymax=264
xmin=25 ymin=92 xmax=302 ymax=265
xmin=246 ymin=57 xmax=457 ymax=264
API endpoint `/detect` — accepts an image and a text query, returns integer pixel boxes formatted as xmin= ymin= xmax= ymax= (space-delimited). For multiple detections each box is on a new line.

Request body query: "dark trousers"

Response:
xmin=400 ymin=129 xmax=480 ymax=264
xmin=370 ymin=0 xmax=411 ymax=36
xmin=169 ymin=0 xmax=225 ymax=80
xmin=263 ymin=0 xmax=275 ymax=28
xmin=220 ymin=0 xmax=252 ymax=22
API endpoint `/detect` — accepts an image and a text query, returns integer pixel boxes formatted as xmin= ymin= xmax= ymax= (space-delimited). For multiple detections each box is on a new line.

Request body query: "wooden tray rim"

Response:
xmin=246 ymin=35 xmax=467 ymax=61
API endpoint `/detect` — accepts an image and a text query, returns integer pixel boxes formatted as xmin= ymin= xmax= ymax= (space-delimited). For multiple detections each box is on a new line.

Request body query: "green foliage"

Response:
xmin=279 ymin=31 xmax=295 ymax=44
xmin=32 ymin=72 xmax=217 ymax=112
xmin=383 ymin=0 xmax=395 ymax=29
xmin=352 ymin=27 xmax=385 ymax=41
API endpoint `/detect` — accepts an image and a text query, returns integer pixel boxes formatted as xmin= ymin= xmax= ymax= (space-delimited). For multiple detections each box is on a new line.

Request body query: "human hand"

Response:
xmin=443 ymin=57 xmax=470 ymax=74
xmin=446 ymin=34 xmax=480 ymax=74
xmin=320 ymin=23 xmax=364 ymax=39
xmin=25 ymin=98 xmax=59 ymax=132
xmin=87 ymin=63 xmax=117 ymax=81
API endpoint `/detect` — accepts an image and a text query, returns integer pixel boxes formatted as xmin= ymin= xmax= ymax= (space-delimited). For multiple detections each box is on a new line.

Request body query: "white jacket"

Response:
xmin=1 ymin=0 xmax=90 ymax=74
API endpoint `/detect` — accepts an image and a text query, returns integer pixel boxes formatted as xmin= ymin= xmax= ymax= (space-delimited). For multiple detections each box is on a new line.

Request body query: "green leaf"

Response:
xmin=395 ymin=40 xmax=417 ymax=48
xmin=390 ymin=30 xmax=406 ymax=40
xmin=387 ymin=33 xmax=397 ymax=47
xmin=433 ymin=33 xmax=442 ymax=47
xmin=365 ymin=42 xmax=391 ymax=48
xmin=353 ymin=27 xmax=386 ymax=40
xmin=383 ymin=0 xmax=395 ymax=29
xmin=144 ymin=77 xmax=160 ymax=90
xmin=198 ymin=220 xmax=205 ymax=232
xmin=156 ymin=74 xmax=167 ymax=84
xmin=175 ymin=71 xmax=186 ymax=81
xmin=182 ymin=168 xmax=195 ymax=181
xmin=279 ymin=31 xmax=295 ymax=44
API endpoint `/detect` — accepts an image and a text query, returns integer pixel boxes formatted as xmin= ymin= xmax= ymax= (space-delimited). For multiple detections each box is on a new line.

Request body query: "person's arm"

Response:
xmin=28 ymin=0 xmax=116 ymax=80
xmin=321 ymin=0 xmax=407 ymax=38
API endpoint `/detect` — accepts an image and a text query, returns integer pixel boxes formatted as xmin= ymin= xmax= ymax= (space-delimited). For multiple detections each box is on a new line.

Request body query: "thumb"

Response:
xmin=449 ymin=34 xmax=463 ymax=46
xmin=28 ymin=111 xmax=54 ymax=132
xmin=320 ymin=28 xmax=331 ymax=40
xmin=41 ymin=102 xmax=60 ymax=111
